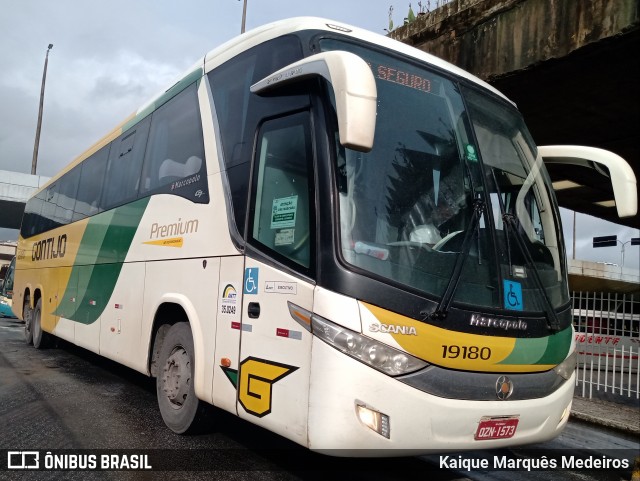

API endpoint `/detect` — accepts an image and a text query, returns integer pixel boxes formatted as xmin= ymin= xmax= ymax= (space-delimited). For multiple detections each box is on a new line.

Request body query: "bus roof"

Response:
xmin=39 ymin=17 xmax=511 ymax=192
xmin=200 ymin=17 xmax=509 ymax=101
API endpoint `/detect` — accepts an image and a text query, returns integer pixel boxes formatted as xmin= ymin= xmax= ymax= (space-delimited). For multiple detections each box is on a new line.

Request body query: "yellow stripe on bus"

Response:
xmin=143 ymin=237 xmax=184 ymax=248
xmin=17 ymin=219 xmax=91 ymax=332
xmin=361 ymin=302 xmax=556 ymax=373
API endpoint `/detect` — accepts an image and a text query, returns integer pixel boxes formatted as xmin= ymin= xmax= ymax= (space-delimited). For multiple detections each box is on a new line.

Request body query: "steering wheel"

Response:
xmin=432 ymin=230 xmax=464 ymax=252
xmin=288 ymin=231 xmax=310 ymax=255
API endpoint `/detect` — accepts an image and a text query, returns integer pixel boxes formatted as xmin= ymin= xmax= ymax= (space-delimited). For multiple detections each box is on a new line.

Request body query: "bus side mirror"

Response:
xmin=539 ymin=145 xmax=638 ymax=218
xmin=251 ymin=51 xmax=377 ymax=152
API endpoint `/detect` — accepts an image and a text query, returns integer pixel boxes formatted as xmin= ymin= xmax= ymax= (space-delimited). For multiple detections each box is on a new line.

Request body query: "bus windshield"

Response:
xmin=322 ymin=39 xmax=569 ymax=312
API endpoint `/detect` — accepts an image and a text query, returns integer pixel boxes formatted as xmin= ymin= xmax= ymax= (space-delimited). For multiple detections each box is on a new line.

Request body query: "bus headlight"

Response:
xmin=553 ymin=349 xmax=577 ymax=381
xmin=311 ymin=314 xmax=428 ymax=376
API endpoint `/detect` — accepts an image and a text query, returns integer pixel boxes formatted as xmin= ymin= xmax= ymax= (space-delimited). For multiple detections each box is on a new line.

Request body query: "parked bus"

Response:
xmin=0 ymin=256 xmax=16 ymax=318
xmin=13 ymin=18 xmax=637 ymax=453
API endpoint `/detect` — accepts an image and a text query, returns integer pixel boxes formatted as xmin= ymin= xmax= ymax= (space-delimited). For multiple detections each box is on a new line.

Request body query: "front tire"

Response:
xmin=32 ymin=299 xmax=51 ymax=349
xmin=156 ymin=322 xmax=209 ymax=434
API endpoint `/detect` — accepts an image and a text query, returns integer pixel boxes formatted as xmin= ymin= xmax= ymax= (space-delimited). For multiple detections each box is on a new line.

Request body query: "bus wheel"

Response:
xmin=24 ymin=298 xmax=33 ymax=345
xmin=32 ymin=299 xmax=51 ymax=349
xmin=156 ymin=322 xmax=208 ymax=434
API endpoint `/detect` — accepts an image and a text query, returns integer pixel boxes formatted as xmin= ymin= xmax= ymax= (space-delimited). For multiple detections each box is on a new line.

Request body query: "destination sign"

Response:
xmin=376 ymin=64 xmax=432 ymax=92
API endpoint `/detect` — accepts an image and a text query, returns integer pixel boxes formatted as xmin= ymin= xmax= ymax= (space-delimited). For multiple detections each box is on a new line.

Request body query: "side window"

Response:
xmin=209 ymin=35 xmax=304 ymax=171
xmin=20 ymin=191 xmax=45 ymax=238
xmin=2 ymin=257 xmax=15 ymax=296
xmin=54 ymin=165 xmax=81 ymax=226
xmin=73 ymin=145 xmax=110 ymax=221
xmin=250 ymin=113 xmax=314 ymax=269
xmin=208 ymin=35 xmax=305 ymax=239
xmin=40 ymin=182 xmax=60 ymax=232
xmin=209 ymin=53 xmax=256 ymax=168
xmin=140 ymin=83 xmax=208 ymax=202
xmin=102 ymin=118 xmax=150 ymax=210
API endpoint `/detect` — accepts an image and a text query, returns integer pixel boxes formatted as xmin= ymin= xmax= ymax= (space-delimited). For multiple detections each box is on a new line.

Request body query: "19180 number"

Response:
xmin=442 ymin=344 xmax=491 ymax=360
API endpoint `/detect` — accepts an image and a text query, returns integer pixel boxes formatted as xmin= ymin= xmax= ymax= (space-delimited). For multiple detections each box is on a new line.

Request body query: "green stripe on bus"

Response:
xmin=498 ymin=326 xmax=571 ymax=366
xmin=497 ymin=335 xmax=549 ymax=365
xmin=55 ymin=197 xmax=150 ymax=324
xmin=534 ymin=326 xmax=572 ymax=365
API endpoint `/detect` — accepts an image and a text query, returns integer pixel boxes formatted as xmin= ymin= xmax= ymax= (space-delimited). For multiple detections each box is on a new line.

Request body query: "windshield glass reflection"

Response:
xmin=321 ymin=38 xmax=569 ymax=312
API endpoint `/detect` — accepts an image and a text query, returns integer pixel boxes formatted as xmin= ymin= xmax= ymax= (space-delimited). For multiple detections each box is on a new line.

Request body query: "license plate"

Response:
xmin=474 ymin=416 xmax=519 ymax=440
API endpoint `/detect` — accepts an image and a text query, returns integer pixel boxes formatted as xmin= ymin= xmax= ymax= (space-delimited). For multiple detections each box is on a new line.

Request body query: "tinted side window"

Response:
xmin=250 ymin=113 xmax=314 ymax=269
xmin=102 ymin=118 xmax=150 ymax=210
xmin=39 ymin=182 xmax=60 ymax=232
xmin=140 ymin=83 xmax=208 ymax=203
xmin=20 ymin=192 xmax=45 ymax=238
xmin=54 ymin=165 xmax=81 ymax=226
xmin=2 ymin=257 xmax=15 ymax=296
xmin=73 ymin=145 xmax=110 ymax=221
xmin=208 ymin=35 xmax=306 ymax=238
xmin=209 ymin=53 xmax=257 ymax=169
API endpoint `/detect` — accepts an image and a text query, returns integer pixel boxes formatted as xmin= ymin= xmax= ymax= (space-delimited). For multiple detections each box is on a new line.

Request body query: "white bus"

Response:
xmin=13 ymin=18 xmax=637 ymax=454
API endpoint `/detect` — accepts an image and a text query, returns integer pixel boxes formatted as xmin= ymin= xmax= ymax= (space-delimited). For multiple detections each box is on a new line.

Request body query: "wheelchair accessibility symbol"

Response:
xmin=503 ymin=280 xmax=523 ymax=311
xmin=244 ymin=267 xmax=259 ymax=295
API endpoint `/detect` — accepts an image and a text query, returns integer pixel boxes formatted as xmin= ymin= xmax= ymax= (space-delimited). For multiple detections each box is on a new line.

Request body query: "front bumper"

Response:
xmin=307 ymin=338 xmax=573 ymax=455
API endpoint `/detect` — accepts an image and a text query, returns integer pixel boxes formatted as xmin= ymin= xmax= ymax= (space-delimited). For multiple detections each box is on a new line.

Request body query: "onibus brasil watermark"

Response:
xmin=7 ymin=451 xmax=151 ymax=471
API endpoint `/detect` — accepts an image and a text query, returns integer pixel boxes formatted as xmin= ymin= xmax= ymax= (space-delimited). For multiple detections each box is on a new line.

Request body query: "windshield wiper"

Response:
xmin=426 ymin=194 xmax=484 ymax=321
xmin=500 ymin=212 xmax=561 ymax=332
xmin=488 ymin=169 xmax=560 ymax=332
xmin=423 ymin=194 xmax=561 ymax=332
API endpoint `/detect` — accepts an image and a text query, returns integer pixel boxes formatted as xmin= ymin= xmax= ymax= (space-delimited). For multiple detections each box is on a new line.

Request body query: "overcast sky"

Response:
xmin=1 ymin=1 xmax=638 ymax=270
xmin=0 ymin=0 xmax=405 ymax=178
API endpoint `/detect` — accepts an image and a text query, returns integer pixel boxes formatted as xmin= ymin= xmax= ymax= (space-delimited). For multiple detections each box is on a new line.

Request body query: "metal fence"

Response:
xmin=572 ymin=292 xmax=639 ymax=400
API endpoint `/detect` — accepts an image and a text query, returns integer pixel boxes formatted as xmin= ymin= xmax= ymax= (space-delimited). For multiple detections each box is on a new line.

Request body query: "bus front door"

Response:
xmin=236 ymin=259 xmax=314 ymax=445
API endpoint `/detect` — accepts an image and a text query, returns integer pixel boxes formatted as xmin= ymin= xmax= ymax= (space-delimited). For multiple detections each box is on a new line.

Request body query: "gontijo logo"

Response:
xmin=220 ymin=357 xmax=298 ymax=418
xmin=32 ymin=234 xmax=67 ymax=261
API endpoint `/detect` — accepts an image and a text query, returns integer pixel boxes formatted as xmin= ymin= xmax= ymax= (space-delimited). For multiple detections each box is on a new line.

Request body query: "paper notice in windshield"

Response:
xmin=275 ymin=228 xmax=295 ymax=246
xmin=271 ymin=195 xmax=298 ymax=229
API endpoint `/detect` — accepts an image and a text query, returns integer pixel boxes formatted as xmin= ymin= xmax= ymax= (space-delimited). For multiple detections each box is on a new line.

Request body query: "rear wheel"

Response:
xmin=24 ymin=298 xmax=33 ymax=345
xmin=32 ymin=299 xmax=51 ymax=349
xmin=156 ymin=322 xmax=209 ymax=434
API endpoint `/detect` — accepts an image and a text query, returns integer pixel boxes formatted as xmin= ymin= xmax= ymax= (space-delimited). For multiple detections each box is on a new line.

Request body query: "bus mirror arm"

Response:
xmin=539 ymin=145 xmax=638 ymax=218
xmin=250 ymin=51 xmax=377 ymax=152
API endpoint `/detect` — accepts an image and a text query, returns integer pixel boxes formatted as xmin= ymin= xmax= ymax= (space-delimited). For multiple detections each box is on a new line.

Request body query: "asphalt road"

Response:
xmin=0 ymin=315 xmax=637 ymax=481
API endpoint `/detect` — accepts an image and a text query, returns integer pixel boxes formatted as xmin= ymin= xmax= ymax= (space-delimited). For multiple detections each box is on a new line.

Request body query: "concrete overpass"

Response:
xmin=390 ymin=0 xmax=639 ymax=229
xmin=0 ymin=170 xmax=49 ymax=230
xmin=569 ymin=259 xmax=640 ymax=295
